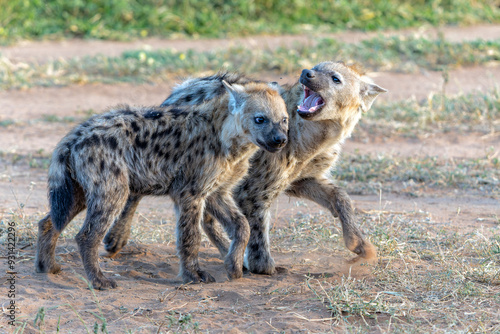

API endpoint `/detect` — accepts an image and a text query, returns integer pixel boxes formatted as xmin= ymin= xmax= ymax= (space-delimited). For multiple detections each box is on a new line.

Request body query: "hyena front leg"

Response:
xmin=75 ymin=187 xmax=129 ymax=290
xmin=203 ymin=204 xmax=275 ymax=275
xmin=202 ymin=212 xmax=230 ymax=259
xmin=104 ymin=194 xmax=142 ymax=257
xmin=35 ymin=184 xmax=86 ymax=274
xmin=285 ymin=177 xmax=377 ymax=262
xmin=175 ymin=198 xmax=216 ymax=284
xmin=205 ymin=192 xmax=250 ymax=280
xmin=244 ymin=205 xmax=276 ymax=275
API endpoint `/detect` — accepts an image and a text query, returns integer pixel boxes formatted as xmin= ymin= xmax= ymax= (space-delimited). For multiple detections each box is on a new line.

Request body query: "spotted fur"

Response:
xmin=35 ymin=81 xmax=288 ymax=289
xmin=162 ymin=72 xmax=268 ymax=108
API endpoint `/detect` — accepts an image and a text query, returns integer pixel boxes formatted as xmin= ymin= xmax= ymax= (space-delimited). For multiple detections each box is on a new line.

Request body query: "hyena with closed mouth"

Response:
xmin=104 ymin=61 xmax=387 ymax=275
xmin=35 ymin=80 xmax=288 ymax=289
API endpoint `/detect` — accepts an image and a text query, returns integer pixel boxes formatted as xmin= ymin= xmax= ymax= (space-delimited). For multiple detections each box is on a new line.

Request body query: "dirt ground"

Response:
xmin=1 ymin=25 xmax=499 ymax=333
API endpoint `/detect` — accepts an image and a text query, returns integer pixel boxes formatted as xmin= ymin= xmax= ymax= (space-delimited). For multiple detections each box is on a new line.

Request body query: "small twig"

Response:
xmin=290 ymin=312 xmax=335 ymax=322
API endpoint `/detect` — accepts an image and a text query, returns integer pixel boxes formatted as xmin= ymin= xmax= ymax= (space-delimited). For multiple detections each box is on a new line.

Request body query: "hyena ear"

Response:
xmin=359 ymin=80 xmax=387 ymax=112
xmin=222 ymin=80 xmax=248 ymax=114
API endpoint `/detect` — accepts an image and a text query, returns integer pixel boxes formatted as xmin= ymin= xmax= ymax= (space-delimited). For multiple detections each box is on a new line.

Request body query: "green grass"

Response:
xmin=17 ymin=275 xmax=113 ymax=333
xmin=1 ymin=36 xmax=499 ymax=89
xmin=41 ymin=114 xmax=77 ymax=123
xmin=1 ymin=0 xmax=499 ymax=43
xmin=336 ymin=35 xmax=500 ymax=72
xmin=0 ymin=119 xmax=16 ymax=127
xmin=354 ymin=86 xmax=500 ymax=151
xmin=268 ymin=204 xmax=500 ymax=332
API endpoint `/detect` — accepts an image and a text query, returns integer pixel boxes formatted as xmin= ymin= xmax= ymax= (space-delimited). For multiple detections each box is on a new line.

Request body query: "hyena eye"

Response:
xmin=332 ymin=75 xmax=341 ymax=84
xmin=254 ymin=116 xmax=267 ymax=124
xmin=282 ymin=117 xmax=288 ymax=123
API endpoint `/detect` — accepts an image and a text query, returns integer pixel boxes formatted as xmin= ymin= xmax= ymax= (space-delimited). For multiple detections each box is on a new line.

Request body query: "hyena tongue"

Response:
xmin=298 ymin=92 xmax=325 ymax=113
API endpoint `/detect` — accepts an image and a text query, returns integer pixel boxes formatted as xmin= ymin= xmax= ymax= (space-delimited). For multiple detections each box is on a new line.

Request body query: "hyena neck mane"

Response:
xmin=164 ymin=72 xmax=266 ymax=108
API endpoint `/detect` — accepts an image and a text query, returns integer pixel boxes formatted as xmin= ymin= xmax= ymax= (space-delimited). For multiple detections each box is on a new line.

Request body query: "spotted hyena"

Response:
xmin=105 ymin=62 xmax=387 ymax=274
xmin=35 ymin=80 xmax=288 ymax=289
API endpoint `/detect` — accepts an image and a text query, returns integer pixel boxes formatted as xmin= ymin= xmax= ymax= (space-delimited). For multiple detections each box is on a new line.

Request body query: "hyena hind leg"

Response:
xmin=35 ymin=188 xmax=86 ymax=274
xmin=75 ymin=190 xmax=129 ymax=290
xmin=206 ymin=193 xmax=250 ymax=280
xmin=175 ymin=199 xmax=217 ymax=284
xmin=103 ymin=194 xmax=142 ymax=257
xmin=286 ymin=177 xmax=377 ymax=263
xmin=202 ymin=212 xmax=230 ymax=259
xmin=35 ymin=215 xmax=63 ymax=274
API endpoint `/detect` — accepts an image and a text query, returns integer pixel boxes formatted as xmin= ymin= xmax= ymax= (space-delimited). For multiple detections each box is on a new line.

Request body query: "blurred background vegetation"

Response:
xmin=0 ymin=0 xmax=499 ymax=43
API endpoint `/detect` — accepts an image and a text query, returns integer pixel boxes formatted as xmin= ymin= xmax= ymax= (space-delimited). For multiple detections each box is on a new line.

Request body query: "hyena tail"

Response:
xmin=48 ymin=142 xmax=76 ymax=232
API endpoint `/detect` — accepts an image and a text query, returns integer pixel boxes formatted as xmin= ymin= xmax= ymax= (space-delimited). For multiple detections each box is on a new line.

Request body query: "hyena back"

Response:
xmin=35 ymin=80 xmax=288 ymax=289
xmin=105 ymin=62 xmax=386 ymax=275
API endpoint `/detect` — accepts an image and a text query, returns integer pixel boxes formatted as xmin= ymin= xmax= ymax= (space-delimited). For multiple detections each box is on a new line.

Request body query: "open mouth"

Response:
xmin=297 ymin=85 xmax=325 ymax=118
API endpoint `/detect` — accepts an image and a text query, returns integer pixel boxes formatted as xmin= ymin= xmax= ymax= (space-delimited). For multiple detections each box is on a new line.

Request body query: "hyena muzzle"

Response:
xmin=35 ymin=80 xmax=288 ymax=289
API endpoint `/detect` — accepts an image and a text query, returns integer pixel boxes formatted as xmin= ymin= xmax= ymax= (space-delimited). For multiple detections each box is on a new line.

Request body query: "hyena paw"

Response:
xmin=347 ymin=240 xmax=378 ymax=264
xmin=247 ymin=254 xmax=276 ymax=275
xmin=36 ymin=261 xmax=62 ymax=274
xmin=103 ymin=232 xmax=128 ymax=257
xmin=224 ymin=255 xmax=245 ymax=279
xmin=182 ymin=270 xmax=216 ymax=284
xmin=225 ymin=265 xmax=243 ymax=280
xmin=92 ymin=276 xmax=118 ymax=290
xmin=198 ymin=270 xmax=216 ymax=283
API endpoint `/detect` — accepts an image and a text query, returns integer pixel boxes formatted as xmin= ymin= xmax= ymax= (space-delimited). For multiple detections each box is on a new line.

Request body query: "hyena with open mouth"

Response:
xmin=35 ymin=81 xmax=288 ymax=289
xmin=105 ymin=61 xmax=387 ymax=275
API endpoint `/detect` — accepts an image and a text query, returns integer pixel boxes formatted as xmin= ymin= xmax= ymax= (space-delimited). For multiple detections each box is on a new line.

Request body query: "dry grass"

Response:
xmin=362 ymin=88 xmax=500 ymax=136
xmin=273 ymin=209 xmax=500 ymax=333
xmin=335 ymin=152 xmax=500 ymax=197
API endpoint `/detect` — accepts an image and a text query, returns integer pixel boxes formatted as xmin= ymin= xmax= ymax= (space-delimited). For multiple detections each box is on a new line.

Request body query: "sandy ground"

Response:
xmin=1 ymin=25 xmax=499 ymax=333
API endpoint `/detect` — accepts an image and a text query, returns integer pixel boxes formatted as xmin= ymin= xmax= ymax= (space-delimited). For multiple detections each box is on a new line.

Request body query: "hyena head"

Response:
xmin=223 ymin=80 xmax=288 ymax=152
xmin=297 ymin=61 xmax=387 ymax=121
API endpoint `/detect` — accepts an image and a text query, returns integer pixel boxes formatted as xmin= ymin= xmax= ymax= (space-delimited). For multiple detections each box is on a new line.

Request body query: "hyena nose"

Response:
xmin=272 ymin=134 xmax=287 ymax=146
xmin=302 ymin=69 xmax=315 ymax=79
